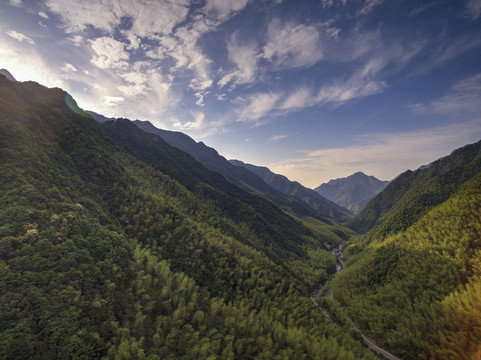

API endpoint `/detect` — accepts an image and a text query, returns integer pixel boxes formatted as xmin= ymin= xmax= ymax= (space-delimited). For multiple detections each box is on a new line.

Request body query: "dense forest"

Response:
xmin=0 ymin=76 xmax=378 ymax=359
xmin=2 ymin=74 xmax=480 ymax=360
xmin=330 ymin=147 xmax=481 ymax=359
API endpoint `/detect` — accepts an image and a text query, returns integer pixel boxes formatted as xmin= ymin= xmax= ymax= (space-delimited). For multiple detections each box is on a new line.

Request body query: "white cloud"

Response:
xmin=176 ymin=110 xmax=205 ymax=130
xmin=316 ymin=59 xmax=387 ymax=105
xmin=39 ymin=11 xmax=49 ymax=19
xmin=268 ymin=120 xmax=481 ymax=188
xmin=358 ymin=0 xmax=383 ymax=15
xmin=46 ymin=0 xmax=189 ymax=36
xmin=117 ymin=70 xmax=148 ymax=96
xmin=262 ymin=19 xmax=324 ymax=69
xmin=466 ymin=0 xmax=481 ymax=19
xmin=62 ymin=63 xmax=77 ymax=72
xmin=203 ymin=0 xmax=251 ymax=23
xmin=236 ymin=92 xmax=283 ymax=122
xmin=0 ymin=38 xmax=63 ymax=87
xmin=232 ymin=56 xmax=389 ymax=124
xmin=408 ymin=2 xmax=436 ymax=16
xmin=270 ymin=134 xmax=288 ymax=141
xmin=104 ymin=96 xmax=124 ymax=106
xmin=7 ymin=30 xmax=34 ymax=45
xmin=67 ymin=35 xmax=83 ymax=47
xmin=321 ymin=0 xmax=383 ymax=15
xmin=279 ymin=87 xmax=315 ymax=110
xmin=89 ymin=37 xmax=129 ymax=69
xmin=218 ymin=32 xmax=258 ymax=88
xmin=9 ymin=0 xmax=22 ymax=6
xmin=409 ymin=73 xmax=481 ymax=115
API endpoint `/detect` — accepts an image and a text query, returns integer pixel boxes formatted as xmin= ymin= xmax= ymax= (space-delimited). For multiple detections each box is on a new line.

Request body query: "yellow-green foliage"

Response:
xmin=332 ymin=172 xmax=481 ymax=359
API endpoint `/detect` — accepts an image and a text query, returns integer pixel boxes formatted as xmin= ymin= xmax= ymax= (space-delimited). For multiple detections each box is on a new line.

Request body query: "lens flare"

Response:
xmin=63 ymin=93 xmax=88 ymax=117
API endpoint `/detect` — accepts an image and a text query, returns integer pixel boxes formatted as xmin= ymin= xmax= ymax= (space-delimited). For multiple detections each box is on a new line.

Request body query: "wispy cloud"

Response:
xmin=409 ymin=73 xmax=481 ymax=115
xmin=46 ymin=0 xmax=190 ymax=35
xmin=218 ymin=31 xmax=258 ymax=88
xmin=236 ymin=92 xmax=283 ymax=122
xmin=465 ymin=0 xmax=481 ymax=19
xmin=103 ymin=96 xmax=124 ymax=107
xmin=279 ymin=87 xmax=315 ymax=110
xmin=203 ymin=0 xmax=251 ymax=23
xmin=175 ymin=110 xmax=205 ymax=130
xmin=408 ymin=2 xmax=436 ymax=16
xmin=270 ymin=134 xmax=288 ymax=141
xmin=262 ymin=19 xmax=325 ymax=69
xmin=316 ymin=58 xmax=387 ymax=105
xmin=62 ymin=63 xmax=77 ymax=72
xmin=7 ymin=30 xmax=34 ymax=44
xmin=89 ymin=37 xmax=129 ymax=70
xmin=321 ymin=0 xmax=384 ymax=16
xmin=233 ymin=56 xmax=388 ymax=123
xmin=268 ymin=120 xmax=481 ymax=187
xmin=0 ymin=37 xmax=63 ymax=87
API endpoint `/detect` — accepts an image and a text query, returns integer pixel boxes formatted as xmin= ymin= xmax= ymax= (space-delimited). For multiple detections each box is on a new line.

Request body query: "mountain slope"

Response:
xmin=133 ymin=119 xmax=351 ymax=221
xmin=101 ymin=118 xmax=311 ymax=261
xmin=0 ymin=76 xmax=376 ymax=359
xmin=230 ymin=159 xmax=353 ymax=221
xmin=0 ymin=69 xmax=16 ymax=82
xmin=347 ymin=140 xmax=481 ymax=236
xmin=331 ymin=170 xmax=481 ymax=360
xmin=315 ymin=172 xmax=389 ymax=215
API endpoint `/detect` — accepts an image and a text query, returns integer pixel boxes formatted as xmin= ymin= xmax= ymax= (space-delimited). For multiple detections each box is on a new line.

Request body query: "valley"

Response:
xmin=1 ymin=73 xmax=480 ymax=360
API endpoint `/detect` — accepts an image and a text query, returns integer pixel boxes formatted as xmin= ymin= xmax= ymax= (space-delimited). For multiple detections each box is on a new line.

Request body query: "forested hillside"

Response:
xmin=0 ymin=76 xmax=377 ymax=359
xmin=348 ymin=140 xmax=481 ymax=238
xmin=133 ymin=120 xmax=351 ymax=222
xmin=330 ymin=160 xmax=481 ymax=359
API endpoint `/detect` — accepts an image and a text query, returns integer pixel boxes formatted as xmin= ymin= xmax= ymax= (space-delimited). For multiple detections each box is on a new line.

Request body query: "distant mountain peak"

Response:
xmin=0 ymin=69 xmax=16 ymax=82
xmin=231 ymin=159 xmax=353 ymax=221
xmin=315 ymin=172 xmax=389 ymax=214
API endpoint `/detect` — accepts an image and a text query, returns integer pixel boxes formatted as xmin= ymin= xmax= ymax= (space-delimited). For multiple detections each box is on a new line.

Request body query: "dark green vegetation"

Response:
xmin=315 ymin=172 xmax=388 ymax=215
xmin=0 ymin=76 xmax=378 ymax=359
xmin=133 ymin=120 xmax=352 ymax=222
xmin=329 ymin=141 xmax=481 ymax=359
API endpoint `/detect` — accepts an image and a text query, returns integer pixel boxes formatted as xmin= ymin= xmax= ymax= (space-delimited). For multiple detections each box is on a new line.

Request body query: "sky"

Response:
xmin=1 ymin=0 xmax=481 ymax=188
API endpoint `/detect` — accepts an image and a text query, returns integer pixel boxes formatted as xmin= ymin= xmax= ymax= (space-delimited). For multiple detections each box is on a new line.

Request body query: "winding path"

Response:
xmin=311 ymin=245 xmax=402 ymax=360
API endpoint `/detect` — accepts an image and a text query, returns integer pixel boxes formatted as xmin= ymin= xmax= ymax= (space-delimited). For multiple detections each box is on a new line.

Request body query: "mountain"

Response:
xmin=0 ymin=69 xmax=16 ymax=82
xmin=314 ymin=172 xmax=389 ymax=215
xmin=347 ymin=140 xmax=481 ymax=236
xmin=0 ymin=76 xmax=376 ymax=359
xmin=230 ymin=159 xmax=353 ymax=221
xmin=132 ymin=119 xmax=352 ymax=222
xmin=330 ymin=159 xmax=481 ymax=360
xmin=86 ymin=110 xmax=116 ymax=123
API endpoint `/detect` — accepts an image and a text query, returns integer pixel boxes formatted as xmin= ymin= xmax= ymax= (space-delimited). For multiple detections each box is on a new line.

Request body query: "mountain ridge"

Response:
xmin=315 ymin=172 xmax=389 ymax=215
xmin=0 ymin=69 xmax=16 ymax=82
xmin=131 ymin=119 xmax=352 ymax=221
xmin=348 ymin=139 xmax=481 ymax=236
xmin=229 ymin=159 xmax=353 ymax=221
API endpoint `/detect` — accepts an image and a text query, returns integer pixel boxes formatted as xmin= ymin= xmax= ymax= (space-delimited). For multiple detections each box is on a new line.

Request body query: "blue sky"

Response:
xmin=1 ymin=0 xmax=481 ymax=187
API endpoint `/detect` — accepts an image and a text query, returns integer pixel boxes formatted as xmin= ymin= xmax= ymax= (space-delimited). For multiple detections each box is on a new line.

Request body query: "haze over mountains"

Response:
xmin=315 ymin=172 xmax=389 ymax=215
xmin=2 ymin=71 xmax=481 ymax=360
xmin=132 ymin=119 xmax=353 ymax=222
